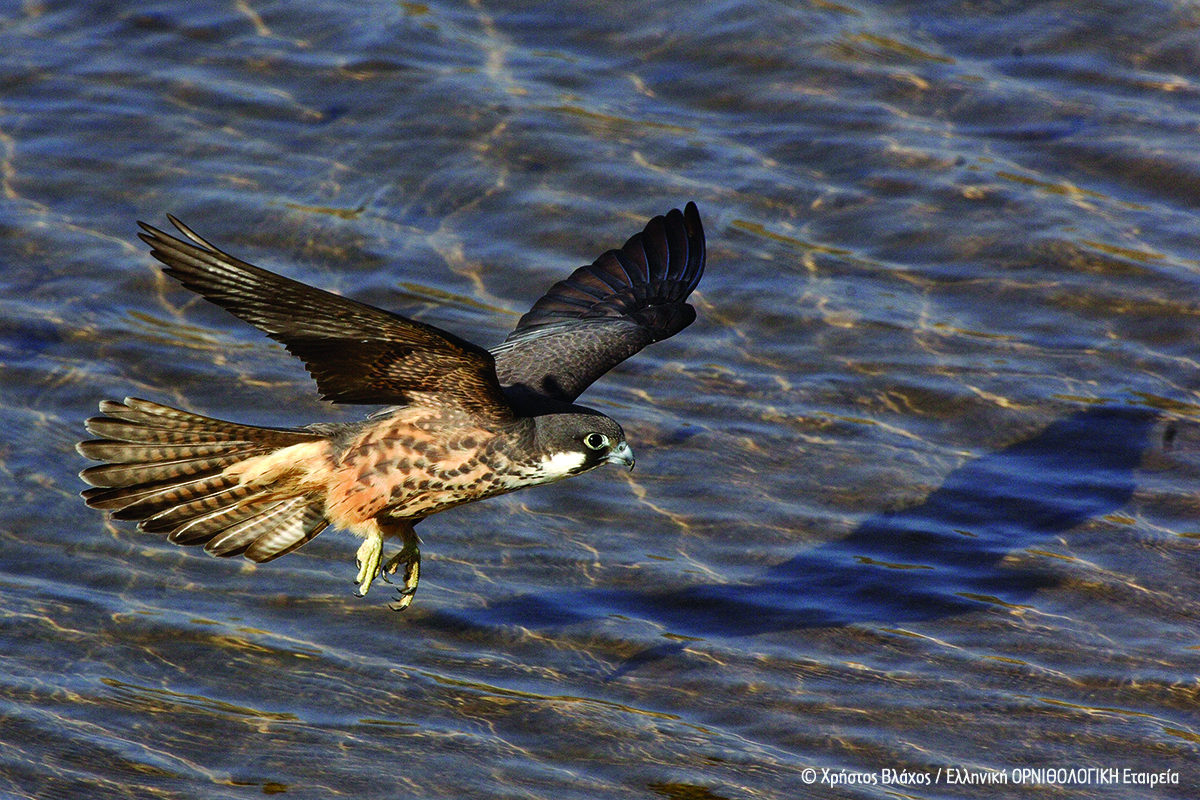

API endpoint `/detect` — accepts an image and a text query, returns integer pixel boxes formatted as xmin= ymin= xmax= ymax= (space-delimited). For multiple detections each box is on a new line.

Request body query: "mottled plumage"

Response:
xmin=78 ymin=203 xmax=705 ymax=608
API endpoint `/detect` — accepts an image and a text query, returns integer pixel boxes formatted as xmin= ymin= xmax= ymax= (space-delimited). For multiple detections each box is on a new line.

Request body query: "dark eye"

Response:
xmin=583 ymin=433 xmax=609 ymax=450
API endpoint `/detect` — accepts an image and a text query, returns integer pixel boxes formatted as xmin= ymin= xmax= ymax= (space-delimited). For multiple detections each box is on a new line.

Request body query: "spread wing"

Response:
xmin=138 ymin=216 xmax=514 ymax=422
xmin=491 ymin=202 xmax=705 ymax=403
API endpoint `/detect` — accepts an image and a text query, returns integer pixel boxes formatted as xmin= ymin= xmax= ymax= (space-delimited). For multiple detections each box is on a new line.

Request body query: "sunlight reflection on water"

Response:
xmin=3 ymin=0 xmax=1200 ymax=797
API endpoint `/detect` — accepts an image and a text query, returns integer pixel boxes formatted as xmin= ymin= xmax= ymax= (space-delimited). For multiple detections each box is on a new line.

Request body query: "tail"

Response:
xmin=78 ymin=398 xmax=330 ymax=562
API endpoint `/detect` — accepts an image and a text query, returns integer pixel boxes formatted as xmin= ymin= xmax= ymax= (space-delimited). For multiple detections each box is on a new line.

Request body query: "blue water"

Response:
xmin=2 ymin=1 xmax=1199 ymax=798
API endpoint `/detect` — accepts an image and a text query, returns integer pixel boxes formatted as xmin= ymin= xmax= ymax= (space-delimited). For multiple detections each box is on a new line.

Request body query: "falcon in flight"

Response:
xmin=78 ymin=203 xmax=706 ymax=608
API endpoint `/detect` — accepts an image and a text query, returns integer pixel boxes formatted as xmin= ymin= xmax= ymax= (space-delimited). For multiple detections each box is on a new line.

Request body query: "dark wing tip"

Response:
xmin=681 ymin=201 xmax=705 ymax=295
xmin=509 ymin=202 xmax=707 ymax=339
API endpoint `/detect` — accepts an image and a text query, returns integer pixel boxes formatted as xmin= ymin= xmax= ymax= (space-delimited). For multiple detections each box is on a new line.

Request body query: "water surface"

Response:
xmin=2 ymin=1 xmax=1199 ymax=798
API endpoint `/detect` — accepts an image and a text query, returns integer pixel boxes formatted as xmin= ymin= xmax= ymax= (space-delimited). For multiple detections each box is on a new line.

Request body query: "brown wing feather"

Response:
xmin=137 ymin=217 xmax=514 ymax=422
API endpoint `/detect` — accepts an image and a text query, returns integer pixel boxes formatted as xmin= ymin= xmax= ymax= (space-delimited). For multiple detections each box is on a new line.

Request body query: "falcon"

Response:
xmin=77 ymin=203 xmax=706 ymax=609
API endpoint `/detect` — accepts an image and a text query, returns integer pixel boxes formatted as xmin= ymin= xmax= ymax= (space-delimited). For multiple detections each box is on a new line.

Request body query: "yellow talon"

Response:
xmin=354 ymin=532 xmax=384 ymax=596
xmin=383 ymin=537 xmax=421 ymax=611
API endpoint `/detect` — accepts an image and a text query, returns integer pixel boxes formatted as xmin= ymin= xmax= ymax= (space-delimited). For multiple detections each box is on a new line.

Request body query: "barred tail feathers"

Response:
xmin=78 ymin=398 xmax=331 ymax=562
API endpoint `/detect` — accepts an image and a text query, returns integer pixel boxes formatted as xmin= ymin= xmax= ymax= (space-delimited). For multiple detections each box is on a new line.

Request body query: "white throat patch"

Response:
xmin=536 ymin=450 xmax=588 ymax=480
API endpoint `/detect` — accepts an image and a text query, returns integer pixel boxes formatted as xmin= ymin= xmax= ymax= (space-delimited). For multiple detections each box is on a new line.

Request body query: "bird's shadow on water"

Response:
xmin=439 ymin=406 xmax=1159 ymax=673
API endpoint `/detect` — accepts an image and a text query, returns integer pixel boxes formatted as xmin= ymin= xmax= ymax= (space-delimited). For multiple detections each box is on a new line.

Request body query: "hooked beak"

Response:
xmin=606 ymin=441 xmax=635 ymax=471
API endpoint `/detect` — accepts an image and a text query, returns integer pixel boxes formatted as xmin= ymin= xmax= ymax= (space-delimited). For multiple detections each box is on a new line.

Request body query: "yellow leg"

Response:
xmin=354 ymin=524 xmax=385 ymax=597
xmin=381 ymin=519 xmax=421 ymax=611
xmin=353 ymin=518 xmax=420 ymax=607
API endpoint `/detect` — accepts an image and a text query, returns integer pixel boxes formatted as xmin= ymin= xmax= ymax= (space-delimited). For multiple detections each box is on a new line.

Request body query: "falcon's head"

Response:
xmin=530 ymin=412 xmax=634 ymax=481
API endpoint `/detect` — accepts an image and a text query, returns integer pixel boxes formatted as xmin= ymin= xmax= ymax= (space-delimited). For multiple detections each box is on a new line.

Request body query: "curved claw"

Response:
xmin=389 ymin=586 xmax=418 ymax=612
xmin=384 ymin=544 xmax=421 ymax=612
xmin=354 ymin=532 xmax=385 ymax=596
xmin=353 ymin=519 xmax=421 ymax=605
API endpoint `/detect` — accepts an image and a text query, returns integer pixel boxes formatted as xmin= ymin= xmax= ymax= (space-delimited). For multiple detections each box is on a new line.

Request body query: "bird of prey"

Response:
xmin=77 ymin=203 xmax=706 ymax=609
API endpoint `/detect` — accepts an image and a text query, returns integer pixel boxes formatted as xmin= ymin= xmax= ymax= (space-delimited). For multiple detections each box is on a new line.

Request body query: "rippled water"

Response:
xmin=3 ymin=1 xmax=1200 ymax=797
